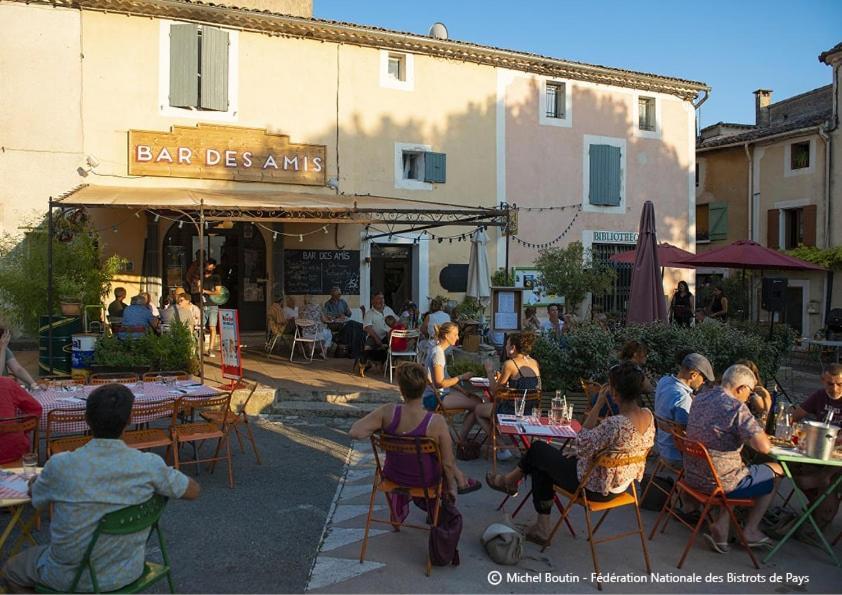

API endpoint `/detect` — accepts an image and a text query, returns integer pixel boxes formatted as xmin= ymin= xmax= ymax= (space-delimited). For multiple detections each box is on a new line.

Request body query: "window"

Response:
xmin=169 ymin=24 xmax=229 ymax=111
xmin=394 ymin=143 xmax=445 ymax=189
xmin=790 ymin=141 xmax=810 ymax=170
xmin=696 ymin=202 xmax=727 ymax=242
xmin=783 ymin=208 xmax=805 ymax=249
xmin=387 ymin=54 xmax=404 ymax=82
xmin=545 ymin=82 xmax=565 ymax=119
xmin=379 ymin=50 xmax=414 ymax=91
xmin=588 ymin=144 xmax=622 ymax=206
xmin=638 ymin=96 xmax=656 ymax=131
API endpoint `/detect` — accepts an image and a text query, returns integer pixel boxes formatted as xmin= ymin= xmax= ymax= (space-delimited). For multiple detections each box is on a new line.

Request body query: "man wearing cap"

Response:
xmin=653 ymin=353 xmax=714 ymax=466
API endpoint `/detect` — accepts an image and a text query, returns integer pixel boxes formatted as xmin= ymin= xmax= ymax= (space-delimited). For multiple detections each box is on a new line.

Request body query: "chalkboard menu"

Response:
xmin=284 ymin=250 xmax=361 ymax=295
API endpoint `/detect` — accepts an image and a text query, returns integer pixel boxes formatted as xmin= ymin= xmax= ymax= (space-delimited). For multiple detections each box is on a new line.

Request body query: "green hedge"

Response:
xmin=93 ymin=323 xmax=199 ymax=373
xmin=533 ymin=321 xmax=795 ymax=391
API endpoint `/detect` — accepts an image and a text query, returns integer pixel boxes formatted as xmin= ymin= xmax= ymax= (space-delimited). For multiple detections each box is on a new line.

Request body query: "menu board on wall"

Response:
xmin=284 ymin=250 xmax=360 ymax=295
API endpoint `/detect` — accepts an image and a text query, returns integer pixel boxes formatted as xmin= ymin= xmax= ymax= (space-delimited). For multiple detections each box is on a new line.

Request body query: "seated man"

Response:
xmin=0 ymin=377 xmax=42 ymax=466
xmin=358 ymin=292 xmax=396 ymax=374
xmin=654 ymin=352 xmax=713 ymax=467
xmin=323 ymin=286 xmax=352 ymax=326
xmin=685 ymin=364 xmax=782 ymax=552
xmin=162 ymin=289 xmax=201 ymax=333
xmin=118 ymin=294 xmax=160 ymax=339
xmin=107 ymin=287 xmax=127 ymax=323
xmin=2 ymin=384 xmax=200 ymax=593
xmin=793 ymin=363 xmax=842 ymax=423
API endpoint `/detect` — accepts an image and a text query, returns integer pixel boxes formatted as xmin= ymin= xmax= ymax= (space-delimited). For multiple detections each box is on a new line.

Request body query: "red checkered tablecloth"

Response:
xmin=33 ymin=381 xmax=220 ymax=434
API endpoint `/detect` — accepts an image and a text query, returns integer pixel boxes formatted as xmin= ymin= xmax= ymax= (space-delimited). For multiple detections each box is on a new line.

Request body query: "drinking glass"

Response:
xmin=134 ymin=379 xmax=145 ymax=397
xmin=515 ymin=398 xmax=526 ymax=420
xmin=22 ymin=453 xmax=37 ymax=479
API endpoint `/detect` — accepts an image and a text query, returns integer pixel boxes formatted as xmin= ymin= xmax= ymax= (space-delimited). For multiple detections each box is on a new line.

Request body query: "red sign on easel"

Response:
xmin=218 ymin=309 xmax=243 ymax=389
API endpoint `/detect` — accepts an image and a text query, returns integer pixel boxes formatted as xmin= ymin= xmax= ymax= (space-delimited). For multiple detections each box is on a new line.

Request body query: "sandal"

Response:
xmin=485 ymin=472 xmax=518 ymax=496
xmin=525 ymin=526 xmax=550 ymax=547
xmin=457 ymin=478 xmax=482 ymax=495
xmin=703 ymin=533 xmax=730 ymax=554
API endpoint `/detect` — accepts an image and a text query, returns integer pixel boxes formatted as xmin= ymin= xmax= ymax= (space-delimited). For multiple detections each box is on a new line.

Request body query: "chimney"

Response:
xmin=754 ymin=89 xmax=773 ymax=127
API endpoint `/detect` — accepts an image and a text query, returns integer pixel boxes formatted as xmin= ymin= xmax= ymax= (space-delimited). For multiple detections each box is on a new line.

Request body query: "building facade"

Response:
xmin=1 ymin=0 xmax=707 ymax=331
xmin=696 ymin=42 xmax=842 ymax=337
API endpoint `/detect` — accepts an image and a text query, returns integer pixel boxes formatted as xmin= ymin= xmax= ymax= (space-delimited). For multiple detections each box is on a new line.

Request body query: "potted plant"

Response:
xmin=56 ymin=277 xmax=84 ymax=317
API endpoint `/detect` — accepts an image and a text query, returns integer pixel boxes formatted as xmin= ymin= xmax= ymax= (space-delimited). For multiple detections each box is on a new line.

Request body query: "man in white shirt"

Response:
xmin=357 ymin=292 xmax=396 ymax=375
xmin=539 ymin=303 xmax=563 ymax=338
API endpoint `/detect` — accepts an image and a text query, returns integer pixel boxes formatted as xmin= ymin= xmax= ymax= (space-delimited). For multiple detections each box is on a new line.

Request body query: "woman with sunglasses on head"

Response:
xmin=486 ymin=362 xmax=654 ymax=545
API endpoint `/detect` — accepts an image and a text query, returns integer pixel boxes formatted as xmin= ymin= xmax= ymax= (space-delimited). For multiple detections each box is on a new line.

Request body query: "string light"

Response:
xmin=134 ymin=211 xmax=141 ymax=218
xmin=323 ymin=226 xmax=329 ymax=234
xmin=298 ymin=234 xmax=303 ymax=242
xmin=178 ymin=221 xmax=183 ymax=229
xmin=153 ymin=214 xmax=160 ymax=222
xmin=273 ymin=232 xmax=278 ymax=241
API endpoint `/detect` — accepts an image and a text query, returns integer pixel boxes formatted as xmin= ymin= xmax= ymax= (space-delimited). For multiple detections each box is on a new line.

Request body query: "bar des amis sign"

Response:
xmin=128 ymin=124 xmax=326 ymax=185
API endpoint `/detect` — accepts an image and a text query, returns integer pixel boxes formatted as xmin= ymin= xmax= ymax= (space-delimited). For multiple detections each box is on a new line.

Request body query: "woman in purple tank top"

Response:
xmin=350 ymin=363 xmax=482 ymax=496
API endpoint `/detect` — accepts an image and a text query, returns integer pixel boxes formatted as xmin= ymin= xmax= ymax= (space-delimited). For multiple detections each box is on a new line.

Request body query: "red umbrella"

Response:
xmin=610 ymin=243 xmax=696 ymax=268
xmin=674 ymin=240 xmax=825 ymax=271
xmin=626 ymin=201 xmax=668 ymax=324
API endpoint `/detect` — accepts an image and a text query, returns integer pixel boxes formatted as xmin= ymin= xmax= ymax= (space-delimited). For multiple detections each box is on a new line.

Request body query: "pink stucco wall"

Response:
xmin=504 ymin=75 xmax=695 ymax=267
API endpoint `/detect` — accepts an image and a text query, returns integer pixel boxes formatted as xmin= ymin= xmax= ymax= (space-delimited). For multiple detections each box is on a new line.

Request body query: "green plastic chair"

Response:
xmin=36 ymin=494 xmax=174 ymax=594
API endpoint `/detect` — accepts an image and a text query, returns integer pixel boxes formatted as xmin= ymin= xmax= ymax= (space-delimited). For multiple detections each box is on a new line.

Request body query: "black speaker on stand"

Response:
xmin=761 ymin=277 xmax=794 ymax=405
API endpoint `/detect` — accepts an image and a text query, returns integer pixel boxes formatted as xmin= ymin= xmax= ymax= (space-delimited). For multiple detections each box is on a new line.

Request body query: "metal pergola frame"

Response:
xmin=46 ymin=189 xmax=512 ymax=381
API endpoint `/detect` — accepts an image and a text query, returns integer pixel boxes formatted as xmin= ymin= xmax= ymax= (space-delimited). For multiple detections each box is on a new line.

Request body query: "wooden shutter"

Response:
xmin=200 ymin=27 xmax=229 ymax=111
xmin=589 ymin=144 xmax=622 ymax=206
xmin=708 ymin=202 xmax=728 ymax=240
xmin=767 ymin=209 xmax=780 ymax=249
xmin=169 ymin=24 xmax=199 ymax=108
xmin=803 ymin=204 xmax=817 ymax=247
xmin=423 ymin=152 xmax=446 ymax=183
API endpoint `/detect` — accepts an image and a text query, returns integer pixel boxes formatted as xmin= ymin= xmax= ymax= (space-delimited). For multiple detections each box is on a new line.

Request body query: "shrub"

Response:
xmin=534 ymin=242 xmax=615 ymax=312
xmin=536 ymin=321 xmax=794 ymax=391
xmin=93 ymin=324 xmax=199 ymax=374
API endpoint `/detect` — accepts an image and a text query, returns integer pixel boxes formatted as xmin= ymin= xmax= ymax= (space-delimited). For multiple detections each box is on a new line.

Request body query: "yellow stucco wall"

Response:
xmin=696 ymin=146 xmax=749 ymax=251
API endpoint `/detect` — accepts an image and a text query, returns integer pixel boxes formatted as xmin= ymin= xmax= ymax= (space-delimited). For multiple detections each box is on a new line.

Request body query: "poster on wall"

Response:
xmin=219 ymin=309 xmax=242 ymax=381
xmin=513 ymin=268 xmax=564 ymax=307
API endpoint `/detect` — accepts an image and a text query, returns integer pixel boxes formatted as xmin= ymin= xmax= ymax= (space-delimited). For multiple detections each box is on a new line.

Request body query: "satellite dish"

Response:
xmin=429 ymin=22 xmax=448 ymax=40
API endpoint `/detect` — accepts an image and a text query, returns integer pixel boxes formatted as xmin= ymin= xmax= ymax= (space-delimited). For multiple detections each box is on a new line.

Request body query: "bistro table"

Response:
xmin=0 ymin=467 xmax=41 ymax=557
xmin=495 ymin=413 xmax=581 ymax=526
xmin=31 ymin=380 xmax=220 ymax=434
xmin=763 ymin=445 xmax=842 ymax=566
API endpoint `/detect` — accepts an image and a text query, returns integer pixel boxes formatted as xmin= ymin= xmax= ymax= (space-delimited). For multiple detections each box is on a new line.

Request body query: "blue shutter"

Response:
xmin=709 ymin=202 xmax=728 ymax=240
xmin=200 ymin=27 xmax=229 ymax=111
xmin=169 ymin=24 xmax=199 ymax=108
xmin=589 ymin=144 xmax=621 ymax=206
xmin=424 ymin=152 xmax=446 ymax=183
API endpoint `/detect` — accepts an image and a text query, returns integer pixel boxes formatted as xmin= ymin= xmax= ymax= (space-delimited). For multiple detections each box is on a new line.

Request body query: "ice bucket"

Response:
xmin=801 ymin=421 xmax=839 ymax=461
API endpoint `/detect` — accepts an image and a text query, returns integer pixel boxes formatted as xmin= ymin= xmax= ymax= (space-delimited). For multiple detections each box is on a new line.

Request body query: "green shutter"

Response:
xmin=200 ymin=27 xmax=229 ymax=111
xmin=589 ymin=144 xmax=621 ymax=206
xmin=709 ymin=202 xmax=728 ymax=240
xmin=169 ymin=23 xmax=199 ymax=108
xmin=424 ymin=152 xmax=446 ymax=183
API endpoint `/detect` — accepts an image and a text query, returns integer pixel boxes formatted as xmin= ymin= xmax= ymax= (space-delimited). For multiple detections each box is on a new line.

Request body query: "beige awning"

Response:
xmin=54 ymin=184 xmax=506 ymax=226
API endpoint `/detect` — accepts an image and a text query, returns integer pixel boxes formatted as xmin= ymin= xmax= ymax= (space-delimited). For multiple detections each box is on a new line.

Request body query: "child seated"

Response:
xmin=386 ymin=315 xmax=408 ymax=351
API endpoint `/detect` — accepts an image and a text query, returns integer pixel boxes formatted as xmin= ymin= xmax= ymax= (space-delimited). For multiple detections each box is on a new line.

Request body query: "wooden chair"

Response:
xmin=384 ymin=330 xmax=420 ymax=383
xmin=199 ymin=383 xmax=262 ymax=464
xmin=121 ymin=400 xmax=177 ymax=456
xmin=171 ymin=394 xmax=234 ymax=488
xmin=544 ymin=450 xmax=652 ymax=591
xmin=290 ymin=319 xmax=327 ymax=363
xmin=432 ymin=389 xmax=469 ymax=446
xmin=0 ymin=416 xmax=39 ymax=466
xmin=89 ymin=373 xmax=139 ymax=385
xmin=360 ymin=433 xmax=444 ymax=576
xmin=35 ymin=494 xmax=175 ymax=594
xmin=640 ymin=416 xmax=686 ymax=505
xmin=490 ymin=388 xmax=542 ymax=475
xmin=46 ymin=409 xmax=91 ymax=458
xmin=648 ymin=433 xmax=760 ymax=569
xmin=142 ymin=371 xmax=190 ymax=383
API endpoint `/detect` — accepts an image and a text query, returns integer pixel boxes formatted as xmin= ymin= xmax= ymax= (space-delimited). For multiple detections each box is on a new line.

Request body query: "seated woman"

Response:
xmin=591 ymin=340 xmax=653 ymax=417
xmin=267 ymin=296 xmax=289 ymax=338
xmin=486 ymin=361 xmax=655 ymax=545
xmin=349 ymin=362 xmax=481 ymax=497
xmin=477 ymin=332 xmax=540 ymax=461
xmin=422 ymin=322 xmax=489 ymax=444
xmin=300 ymin=295 xmax=332 ymax=349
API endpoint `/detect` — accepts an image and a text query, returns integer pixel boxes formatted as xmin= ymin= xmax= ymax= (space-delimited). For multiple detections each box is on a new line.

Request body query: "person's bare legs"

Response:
xmin=711 ymin=463 xmax=782 ymax=544
xmin=441 ymin=393 xmax=482 ymax=442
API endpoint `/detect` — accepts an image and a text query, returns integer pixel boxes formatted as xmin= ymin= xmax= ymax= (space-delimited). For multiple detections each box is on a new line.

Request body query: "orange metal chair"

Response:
xmin=543 ymin=450 xmax=652 ymax=591
xmin=121 ymin=400 xmax=177 ymax=456
xmin=171 ymin=394 xmax=234 ymax=488
xmin=142 ymin=371 xmax=191 ymax=383
xmin=45 ymin=408 xmax=91 ymax=458
xmin=640 ymin=416 xmax=686 ymax=505
xmin=648 ymin=433 xmax=760 ymax=569
xmin=89 ymin=373 xmax=139 ymax=385
xmin=0 ymin=416 xmax=40 ymax=466
xmin=489 ymin=388 xmax=542 ymax=475
xmin=431 ymin=390 xmax=469 ymax=446
xmin=199 ymin=383 xmax=262 ymax=465
xmin=359 ymin=433 xmax=444 ymax=576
